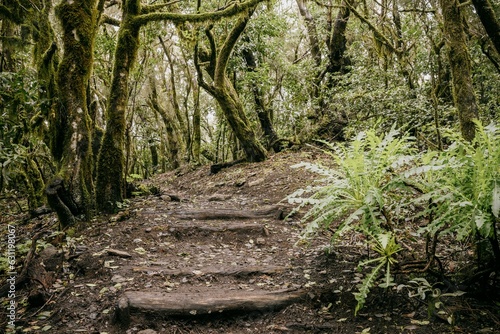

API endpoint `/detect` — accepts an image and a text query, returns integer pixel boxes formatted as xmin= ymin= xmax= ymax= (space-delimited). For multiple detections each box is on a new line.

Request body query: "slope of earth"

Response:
xmin=1 ymin=149 xmax=498 ymax=334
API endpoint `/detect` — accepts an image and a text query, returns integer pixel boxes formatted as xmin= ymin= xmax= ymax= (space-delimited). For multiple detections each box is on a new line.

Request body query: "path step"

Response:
xmin=170 ymin=206 xmax=285 ymax=220
xmin=115 ymin=288 xmax=306 ymax=327
xmin=162 ymin=221 xmax=270 ymax=237
xmin=127 ymin=264 xmax=290 ymax=276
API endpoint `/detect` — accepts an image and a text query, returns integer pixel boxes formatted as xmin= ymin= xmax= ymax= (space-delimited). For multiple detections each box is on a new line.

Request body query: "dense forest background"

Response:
xmin=1 ymin=0 xmax=500 ymax=331
xmin=1 ymin=0 xmax=499 ymax=219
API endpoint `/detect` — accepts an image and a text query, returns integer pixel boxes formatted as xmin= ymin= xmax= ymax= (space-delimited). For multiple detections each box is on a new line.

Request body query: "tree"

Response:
xmin=96 ymin=0 xmax=266 ymax=212
xmin=472 ymin=0 xmax=500 ymax=55
xmin=439 ymin=0 xmax=479 ymax=141
xmin=45 ymin=0 xmax=102 ymax=226
xmin=195 ymin=9 xmax=268 ymax=162
xmin=295 ymin=0 xmax=354 ymax=139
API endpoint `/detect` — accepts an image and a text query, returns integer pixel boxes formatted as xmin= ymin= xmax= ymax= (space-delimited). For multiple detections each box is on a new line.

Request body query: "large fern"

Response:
xmin=288 ymin=125 xmax=415 ymax=313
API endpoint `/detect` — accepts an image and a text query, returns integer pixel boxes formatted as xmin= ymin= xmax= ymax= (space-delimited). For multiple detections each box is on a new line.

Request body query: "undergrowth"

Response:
xmin=288 ymin=121 xmax=500 ymax=315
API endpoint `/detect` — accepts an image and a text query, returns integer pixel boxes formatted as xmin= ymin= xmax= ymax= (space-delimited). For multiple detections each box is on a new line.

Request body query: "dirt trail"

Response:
xmin=2 ymin=150 xmax=495 ymax=334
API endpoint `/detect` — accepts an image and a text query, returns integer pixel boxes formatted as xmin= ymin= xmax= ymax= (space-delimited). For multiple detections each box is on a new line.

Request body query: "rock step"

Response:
xmin=127 ymin=264 xmax=290 ymax=276
xmin=115 ymin=288 xmax=306 ymax=327
xmin=161 ymin=221 xmax=270 ymax=237
xmin=171 ymin=206 xmax=285 ymax=220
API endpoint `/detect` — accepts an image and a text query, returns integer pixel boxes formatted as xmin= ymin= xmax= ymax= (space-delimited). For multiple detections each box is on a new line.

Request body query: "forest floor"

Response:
xmin=1 ymin=148 xmax=499 ymax=334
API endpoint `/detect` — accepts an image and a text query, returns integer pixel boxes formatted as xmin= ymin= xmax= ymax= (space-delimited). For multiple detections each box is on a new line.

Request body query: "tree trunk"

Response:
xmin=325 ymin=0 xmax=352 ymax=77
xmin=296 ymin=0 xmax=323 ymax=114
xmin=241 ymin=44 xmax=280 ymax=152
xmin=192 ymin=77 xmax=202 ymax=162
xmin=48 ymin=0 xmax=98 ymax=226
xmin=472 ymin=0 xmax=500 ymax=55
xmin=439 ymin=0 xmax=479 ymax=141
xmin=297 ymin=0 xmax=352 ymax=139
xmin=148 ymin=78 xmax=183 ymax=170
xmin=195 ymin=10 xmax=267 ymax=162
xmin=96 ymin=0 xmax=141 ymax=213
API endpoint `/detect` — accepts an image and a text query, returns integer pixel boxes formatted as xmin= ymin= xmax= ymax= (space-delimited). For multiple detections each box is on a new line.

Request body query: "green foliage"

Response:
xmin=408 ymin=121 xmax=500 ymax=251
xmin=289 ymin=126 xmax=415 ymax=313
xmin=354 ymin=231 xmax=401 ymax=315
xmin=289 ymin=125 xmax=416 ymax=240
xmin=398 ymin=277 xmax=466 ymax=324
xmin=290 ymin=122 xmax=500 ymax=314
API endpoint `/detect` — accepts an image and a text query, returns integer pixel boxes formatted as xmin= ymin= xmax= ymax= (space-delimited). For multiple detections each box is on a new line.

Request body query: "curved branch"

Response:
xmin=345 ymin=0 xmax=399 ymax=55
xmin=472 ymin=0 xmax=500 ymax=55
xmin=141 ymin=0 xmax=183 ymax=14
xmin=101 ymin=14 xmax=121 ymax=26
xmin=194 ymin=42 xmax=215 ymax=95
xmin=205 ymin=25 xmax=217 ymax=73
xmin=134 ymin=0 xmax=263 ymax=26
xmin=214 ymin=9 xmax=254 ymax=87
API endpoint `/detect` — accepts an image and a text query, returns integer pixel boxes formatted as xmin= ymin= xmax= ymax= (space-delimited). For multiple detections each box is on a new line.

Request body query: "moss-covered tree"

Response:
xmin=472 ymin=0 xmax=500 ymax=55
xmin=96 ymin=0 xmax=141 ymax=213
xmin=241 ymin=40 xmax=280 ymax=151
xmin=47 ymin=0 xmax=101 ymax=226
xmin=439 ymin=0 xmax=479 ymax=141
xmin=195 ymin=10 xmax=267 ymax=162
xmin=295 ymin=0 xmax=353 ymax=139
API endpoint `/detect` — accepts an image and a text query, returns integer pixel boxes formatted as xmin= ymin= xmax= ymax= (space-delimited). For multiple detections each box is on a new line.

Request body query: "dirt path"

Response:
xmin=2 ymin=150 xmax=497 ymax=333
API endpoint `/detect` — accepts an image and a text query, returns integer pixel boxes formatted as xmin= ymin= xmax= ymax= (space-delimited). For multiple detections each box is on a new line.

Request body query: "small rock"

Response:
xmin=145 ymin=227 xmax=152 ymax=233
xmin=160 ymin=195 xmax=171 ymax=201
xmin=248 ymin=178 xmax=265 ymax=187
xmin=255 ymin=238 xmax=266 ymax=246
xmin=137 ymin=330 xmax=158 ymax=334
xmin=234 ymin=179 xmax=246 ymax=187
xmin=109 ymin=209 xmax=130 ymax=222
xmin=111 ymin=274 xmax=127 ymax=283
xmin=208 ymin=194 xmax=232 ymax=202
xmin=107 ymin=248 xmax=132 ymax=258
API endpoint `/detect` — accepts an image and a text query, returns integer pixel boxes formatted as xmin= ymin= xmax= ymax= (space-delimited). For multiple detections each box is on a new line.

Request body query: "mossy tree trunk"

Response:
xmin=148 ymin=77 xmax=183 ymax=170
xmin=195 ymin=10 xmax=267 ymax=162
xmin=47 ymin=0 xmax=99 ymax=227
xmin=472 ymin=0 xmax=500 ymax=55
xmin=159 ymin=36 xmax=188 ymax=154
xmin=296 ymin=0 xmax=353 ymax=139
xmin=96 ymin=0 xmax=141 ymax=213
xmin=439 ymin=0 xmax=479 ymax=141
xmin=192 ymin=74 xmax=202 ymax=162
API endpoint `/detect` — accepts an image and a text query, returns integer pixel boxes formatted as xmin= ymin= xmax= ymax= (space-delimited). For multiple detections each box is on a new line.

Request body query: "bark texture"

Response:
xmin=96 ymin=0 xmax=141 ymax=212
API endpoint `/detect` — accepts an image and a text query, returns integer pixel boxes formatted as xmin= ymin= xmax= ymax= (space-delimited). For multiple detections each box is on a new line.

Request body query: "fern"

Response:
xmin=289 ymin=126 xmax=413 ymax=313
xmin=411 ymin=122 xmax=500 ymax=243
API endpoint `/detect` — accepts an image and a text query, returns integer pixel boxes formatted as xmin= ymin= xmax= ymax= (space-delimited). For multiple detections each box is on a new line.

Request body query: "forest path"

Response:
xmin=104 ymin=150 xmax=336 ymax=332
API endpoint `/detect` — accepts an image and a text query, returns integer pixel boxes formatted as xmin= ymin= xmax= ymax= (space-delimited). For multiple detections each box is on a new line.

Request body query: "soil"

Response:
xmin=1 ymin=149 xmax=499 ymax=334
